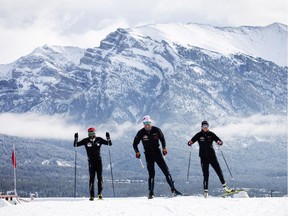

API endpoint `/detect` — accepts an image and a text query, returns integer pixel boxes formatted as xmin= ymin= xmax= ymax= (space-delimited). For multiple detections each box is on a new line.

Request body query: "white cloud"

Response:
xmin=0 ymin=112 xmax=81 ymax=140
xmin=0 ymin=0 xmax=286 ymax=63
xmin=0 ymin=112 xmax=286 ymax=143
xmin=213 ymin=114 xmax=288 ymax=141
xmin=160 ymin=114 xmax=288 ymax=143
xmin=97 ymin=121 xmax=139 ymax=140
xmin=0 ymin=112 xmax=140 ymax=141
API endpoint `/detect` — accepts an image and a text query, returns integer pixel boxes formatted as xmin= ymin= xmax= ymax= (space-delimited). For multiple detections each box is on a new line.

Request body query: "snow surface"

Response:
xmin=129 ymin=22 xmax=287 ymax=66
xmin=0 ymin=196 xmax=287 ymax=216
xmin=31 ymin=45 xmax=86 ymax=65
xmin=0 ymin=62 xmax=14 ymax=79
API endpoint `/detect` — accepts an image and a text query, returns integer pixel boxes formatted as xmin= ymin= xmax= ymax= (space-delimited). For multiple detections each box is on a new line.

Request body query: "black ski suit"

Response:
xmin=190 ymin=130 xmax=225 ymax=190
xmin=133 ymin=126 xmax=175 ymax=193
xmin=74 ymin=137 xmax=112 ymax=197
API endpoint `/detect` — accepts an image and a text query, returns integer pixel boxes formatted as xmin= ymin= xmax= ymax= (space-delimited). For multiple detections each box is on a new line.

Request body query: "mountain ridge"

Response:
xmin=0 ymin=22 xmax=287 ymax=125
xmin=127 ymin=22 xmax=287 ymax=66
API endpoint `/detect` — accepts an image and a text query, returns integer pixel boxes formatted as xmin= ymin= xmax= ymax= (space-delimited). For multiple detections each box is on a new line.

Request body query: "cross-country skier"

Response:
xmin=74 ymin=127 xmax=112 ymax=201
xmin=187 ymin=120 xmax=232 ymax=198
xmin=133 ymin=115 xmax=182 ymax=199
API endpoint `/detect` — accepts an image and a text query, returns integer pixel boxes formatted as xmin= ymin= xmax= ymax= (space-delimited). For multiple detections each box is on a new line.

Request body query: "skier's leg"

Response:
xmin=200 ymin=157 xmax=209 ymax=190
xmin=155 ymin=153 xmax=181 ymax=194
xmin=148 ymin=176 xmax=155 ymax=197
xmin=88 ymin=161 xmax=96 ymax=198
xmin=145 ymin=153 xmax=155 ymax=195
xmin=155 ymin=154 xmax=174 ymax=188
xmin=209 ymin=156 xmax=225 ymax=185
xmin=96 ymin=159 xmax=103 ymax=196
xmin=210 ymin=156 xmax=232 ymax=192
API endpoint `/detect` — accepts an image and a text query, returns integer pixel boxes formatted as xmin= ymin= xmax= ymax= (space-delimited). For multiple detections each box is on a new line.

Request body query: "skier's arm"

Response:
xmin=74 ymin=134 xmax=87 ymax=147
xmin=188 ymin=133 xmax=200 ymax=146
xmin=157 ymin=128 xmax=167 ymax=156
xmin=133 ymin=131 xmax=141 ymax=153
xmin=158 ymin=128 xmax=166 ymax=149
xmin=212 ymin=132 xmax=223 ymax=145
xmin=98 ymin=137 xmax=112 ymax=146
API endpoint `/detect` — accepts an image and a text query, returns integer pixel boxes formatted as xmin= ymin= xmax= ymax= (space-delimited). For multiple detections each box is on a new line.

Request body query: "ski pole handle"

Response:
xmin=139 ymin=158 xmax=145 ymax=169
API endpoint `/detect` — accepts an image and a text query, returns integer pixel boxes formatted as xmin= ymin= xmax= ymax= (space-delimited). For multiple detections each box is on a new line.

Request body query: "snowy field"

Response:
xmin=1 ymin=195 xmax=287 ymax=216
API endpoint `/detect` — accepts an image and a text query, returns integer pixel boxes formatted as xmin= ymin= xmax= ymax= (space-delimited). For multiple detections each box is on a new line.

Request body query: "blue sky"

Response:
xmin=0 ymin=0 xmax=287 ymax=64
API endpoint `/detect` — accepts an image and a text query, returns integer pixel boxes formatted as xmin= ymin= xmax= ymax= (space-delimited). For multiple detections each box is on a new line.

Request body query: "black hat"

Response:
xmin=201 ymin=120 xmax=209 ymax=128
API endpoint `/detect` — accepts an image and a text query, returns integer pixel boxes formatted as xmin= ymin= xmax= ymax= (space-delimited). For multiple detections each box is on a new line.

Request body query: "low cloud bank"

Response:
xmin=213 ymin=114 xmax=287 ymax=141
xmin=0 ymin=113 xmax=286 ymax=142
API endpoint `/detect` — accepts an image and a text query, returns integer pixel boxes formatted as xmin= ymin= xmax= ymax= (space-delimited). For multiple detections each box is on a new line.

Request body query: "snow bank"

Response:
xmin=0 ymin=199 xmax=10 ymax=208
xmin=233 ymin=191 xmax=249 ymax=198
xmin=0 ymin=196 xmax=287 ymax=216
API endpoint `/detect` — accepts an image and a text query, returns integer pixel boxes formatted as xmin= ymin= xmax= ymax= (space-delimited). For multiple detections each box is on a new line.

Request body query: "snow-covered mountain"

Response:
xmin=128 ymin=22 xmax=287 ymax=66
xmin=0 ymin=22 xmax=287 ymax=197
xmin=0 ymin=22 xmax=286 ymax=125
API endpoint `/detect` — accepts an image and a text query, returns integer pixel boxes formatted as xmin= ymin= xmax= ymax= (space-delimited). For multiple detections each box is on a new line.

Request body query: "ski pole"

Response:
xmin=108 ymin=148 xmax=115 ymax=196
xmin=186 ymin=150 xmax=191 ymax=183
xmin=219 ymin=148 xmax=234 ymax=180
xmin=139 ymin=158 xmax=145 ymax=169
xmin=106 ymin=132 xmax=115 ymax=197
xmin=74 ymin=149 xmax=77 ymax=198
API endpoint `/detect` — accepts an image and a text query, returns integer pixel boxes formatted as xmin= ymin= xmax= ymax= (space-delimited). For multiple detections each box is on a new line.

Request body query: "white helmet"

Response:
xmin=142 ymin=115 xmax=152 ymax=124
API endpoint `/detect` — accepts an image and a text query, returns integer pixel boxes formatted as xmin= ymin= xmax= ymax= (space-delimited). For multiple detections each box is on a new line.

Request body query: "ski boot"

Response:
xmin=148 ymin=177 xmax=155 ymax=199
xmin=89 ymin=197 xmax=94 ymax=201
xmin=171 ymin=187 xmax=182 ymax=196
xmin=204 ymin=189 xmax=208 ymax=198
xmin=148 ymin=191 xmax=154 ymax=199
xmin=223 ymin=183 xmax=233 ymax=193
xmin=98 ymin=194 xmax=103 ymax=200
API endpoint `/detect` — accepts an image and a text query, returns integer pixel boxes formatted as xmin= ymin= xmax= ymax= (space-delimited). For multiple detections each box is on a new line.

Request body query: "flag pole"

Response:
xmin=12 ymin=144 xmax=17 ymax=196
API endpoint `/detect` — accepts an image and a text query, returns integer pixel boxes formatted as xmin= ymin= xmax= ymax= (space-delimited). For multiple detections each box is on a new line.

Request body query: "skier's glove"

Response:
xmin=74 ymin=133 xmax=78 ymax=147
xmin=162 ymin=148 xmax=167 ymax=156
xmin=74 ymin=133 xmax=78 ymax=139
xmin=188 ymin=140 xmax=193 ymax=146
xmin=136 ymin=152 xmax=141 ymax=159
xmin=106 ymin=132 xmax=112 ymax=146
xmin=217 ymin=140 xmax=223 ymax=146
xmin=106 ymin=132 xmax=110 ymax=140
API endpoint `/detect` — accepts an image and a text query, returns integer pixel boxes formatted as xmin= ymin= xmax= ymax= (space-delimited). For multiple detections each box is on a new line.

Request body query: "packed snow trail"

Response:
xmin=0 ymin=196 xmax=287 ymax=216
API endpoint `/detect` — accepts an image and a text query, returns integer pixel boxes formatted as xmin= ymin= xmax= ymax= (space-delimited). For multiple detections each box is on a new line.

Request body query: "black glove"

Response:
xmin=106 ymin=132 xmax=110 ymax=140
xmin=106 ymin=132 xmax=112 ymax=146
xmin=74 ymin=133 xmax=78 ymax=139
xmin=73 ymin=133 xmax=78 ymax=147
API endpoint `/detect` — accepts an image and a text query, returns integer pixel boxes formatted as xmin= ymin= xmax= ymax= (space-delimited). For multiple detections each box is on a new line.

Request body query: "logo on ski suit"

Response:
xmin=143 ymin=135 xmax=149 ymax=141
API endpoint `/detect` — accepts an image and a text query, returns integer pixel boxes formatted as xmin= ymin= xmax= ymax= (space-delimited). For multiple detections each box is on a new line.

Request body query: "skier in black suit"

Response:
xmin=133 ymin=115 xmax=182 ymax=199
xmin=187 ymin=120 xmax=232 ymax=197
xmin=74 ymin=127 xmax=112 ymax=200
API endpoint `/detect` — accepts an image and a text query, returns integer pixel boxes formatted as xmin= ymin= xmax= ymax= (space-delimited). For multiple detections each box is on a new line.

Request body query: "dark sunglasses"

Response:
xmin=143 ymin=122 xmax=151 ymax=125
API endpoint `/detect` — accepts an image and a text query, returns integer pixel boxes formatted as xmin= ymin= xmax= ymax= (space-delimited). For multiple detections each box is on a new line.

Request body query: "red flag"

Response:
xmin=12 ymin=148 xmax=16 ymax=168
